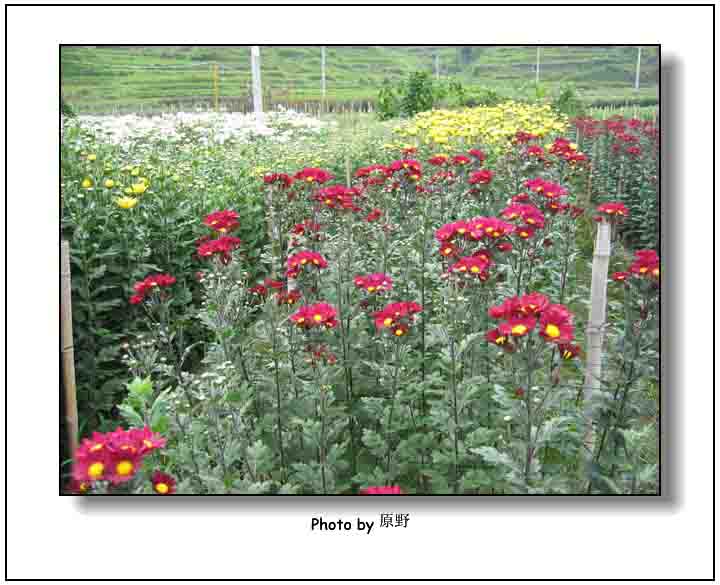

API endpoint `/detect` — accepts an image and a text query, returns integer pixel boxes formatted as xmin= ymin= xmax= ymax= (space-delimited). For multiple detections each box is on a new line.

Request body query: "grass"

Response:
xmin=61 ymin=45 xmax=659 ymax=114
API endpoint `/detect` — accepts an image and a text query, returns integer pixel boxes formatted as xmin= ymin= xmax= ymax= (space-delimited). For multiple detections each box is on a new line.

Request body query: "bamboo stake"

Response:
xmin=582 ymin=219 xmax=611 ymax=487
xmin=61 ymin=240 xmax=79 ymax=456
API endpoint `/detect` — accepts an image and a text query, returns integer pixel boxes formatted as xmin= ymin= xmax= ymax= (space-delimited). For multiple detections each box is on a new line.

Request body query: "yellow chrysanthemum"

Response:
xmin=115 ymin=196 xmax=138 ymax=209
xmin=131 ymin=182 xmax=148 ymax=195
xmin=87 ymin=154 xmax=97 ymax=162
xmin=104 ymin=179 xmax=115 ymax=189
xmin=81 ymin=177 xmax=93 ymax=189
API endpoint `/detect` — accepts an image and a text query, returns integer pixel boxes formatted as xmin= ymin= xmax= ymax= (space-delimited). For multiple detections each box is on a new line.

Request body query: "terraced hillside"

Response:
xmin=61 ymin=45 xmax=659 ymax=113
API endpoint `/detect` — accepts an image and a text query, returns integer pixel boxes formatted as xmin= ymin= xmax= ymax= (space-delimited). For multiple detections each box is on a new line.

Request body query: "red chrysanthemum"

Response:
xmin=151 ymin=471 xmax=177 ymax=495
xmin=428 ymin=154 xmax=449 ymax=166
xmin=286 ymin=251 xmax=329 ymax=278
xmin=449 ymin=256 xmax=490 ymax=280
xmin=130 ymin=273 xmax=177 ymax=303
xmin=538 ymin=304 xmax=575 ymax=343
xmin=501 ymin=204 xmax=545 ymax=228
xmin=203 ymin=210 xmax=239 ymax=233
xmin=558 ymin=343 xmax=581 ymax=360
xmin=499 ymin=317 xmax=537 ymax=338
xmin=612 ymin=271 xmax=631 ymax=282
xmin=276 ymin=289 xmax=302 ymax=306
xmin=263 ymin=173 xmax=294 ymax=189
xmin=596 ymin=202 xmax=629 ymax=218
xmin=197 ymin=236 xmax=243 ymax=264
xmin=468 ymin=169 xmax=494 ymax=185
xmin=365 ymin=208 xmax=383 ymax=222
xmin=293 ymin=167 xmax=334 ymax=184
xmin=468 ymin=148 xmax=486 ymax=162
xmin=373 ymin=301 xmax=422 ymax=337
xmin=451 ymin=154 xmax=471 ymax=167
xmin=314 ymin=185 xmax=361 ymax=211
xmin=629 ymin=250 xmax=659 ymax=278
xmin=290 ymin=303 xmax=338 ymax=329
xmin=354 ymin=273 xmax=393 ymax=294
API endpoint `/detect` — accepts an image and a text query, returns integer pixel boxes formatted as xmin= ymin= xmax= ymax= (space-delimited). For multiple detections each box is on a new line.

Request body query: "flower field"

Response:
xmin=61 ymin=105 xmax=659 ymax=495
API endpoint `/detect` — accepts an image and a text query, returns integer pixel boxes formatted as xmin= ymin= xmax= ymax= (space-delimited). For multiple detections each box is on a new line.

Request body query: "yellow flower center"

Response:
xmin=652 ymin=268 xmax=660 ymax=276
xmin=639 ymin=267 xmax=648 ymax=273
xmin=394 ymin=329 xmax=404 ymax=336
xmin=90 ymin=443 xmax=103 ymax=452
xmin=313 ymin=314 xmax=323 ymax=322
xmin=383 ymin=318 xmax=393 ymax=327
xmin=155 ymin=482 xmax=169 ymax=494
xmin=367 ymin=286 xmax=376 ymax=292
xmin=297 ymin=317 xmax=305 ymax=324
xmin=545 ymin=324 xmax=560 ymax=338
xmin=88 ymin=462 xmax=104 ymax=479
xmin=495 ymin=336 xmax=506 ymax=345
xmin=306 ymin=177 xmax=314 ymax=182
xmin=563 ymin=350 xmax=572 ymax=359
xmin=300 ymin=259 xmax=308 ymax=265
xmin=470 ymin=266 xmax=480 ymax=273
xmin=143 ymin=439 xmax=153 ymax=449
xmin=116 ymin=460 xmax=134 ymax=476
xmin=511 ymin=324 xmax=528 ymax=335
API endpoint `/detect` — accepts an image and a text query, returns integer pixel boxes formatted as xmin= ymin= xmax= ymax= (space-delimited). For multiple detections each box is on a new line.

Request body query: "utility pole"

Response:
xmin=634 ymin=46 xmax=642 ymax=91
xmin=434 ymin=53 xmax=440 ymax=80
xmin=251 ymin=45 xmax=264 ymax=128
xmin=321 ymin=46 xmax=326 ymax=112
xmin=536 ymin=46 xmax=541 ymax=85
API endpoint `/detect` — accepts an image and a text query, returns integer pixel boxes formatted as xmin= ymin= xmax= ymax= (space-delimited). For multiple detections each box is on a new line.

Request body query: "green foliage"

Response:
xmin=553 ymin=83 xmax=586 ymax=118
xmin=376 ymin=79 xmax=400 ymax=121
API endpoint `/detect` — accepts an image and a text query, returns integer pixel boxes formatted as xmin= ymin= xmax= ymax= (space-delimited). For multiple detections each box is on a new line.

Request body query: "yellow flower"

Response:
xmin=131 ymin=182 xmax=148 ymax=195
xmin=81 ymin=177 xmax=93 ymax=189
xmin=115 ymin=196 xmax=138 ymax=209
xmin=104 ymin=179 xmax=115 ymax=188
xmin=131 ymin=167 xmax=140 ymax=177
xmin=87 ymin=153 xmax=97 ymax=162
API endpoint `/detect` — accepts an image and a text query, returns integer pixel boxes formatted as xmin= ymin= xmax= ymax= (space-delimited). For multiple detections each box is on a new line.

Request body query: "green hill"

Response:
xmin=61 ymin=45 xmax=659 ymax=114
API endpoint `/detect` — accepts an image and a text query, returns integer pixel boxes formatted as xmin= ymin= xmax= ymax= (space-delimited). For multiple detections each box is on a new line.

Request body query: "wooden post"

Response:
xmin=582 ymin=219 xmax=612 ymax=480
xmin=535 ymin=47 xmax=541 ymax=85
xmin=345 ymin=154 xmax=352 ymax=188
xmin=212 ymin=63 xmax=220 ymax=112
xmin=61 ymin=240 xmax=79 ymax=456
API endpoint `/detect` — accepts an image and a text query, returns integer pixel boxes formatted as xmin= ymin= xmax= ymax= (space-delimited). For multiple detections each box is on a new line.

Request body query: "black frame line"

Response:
xmin=1 ymin=2 xmax=713 ymax=581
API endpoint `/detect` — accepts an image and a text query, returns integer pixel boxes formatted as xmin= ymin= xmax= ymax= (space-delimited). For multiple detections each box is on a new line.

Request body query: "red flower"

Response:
xmin=497 ymin=242 xmax=513 ymax=252
xmin=286 ymin=251 xmax=329 ymax=278
xmin=558 ymin=343 xmax=581 ymax=360
xmin=438 ymin=242 xmax=458 ymax=258
xmin=597 ymin=202 xmax=629 ymax=218
xmin=130 ymin=273 xmax=177 ymax=303
xmin=449 ymin=256 xmax=490 ymax=280
xmin=365 ymin=208 xmax=383 ymax=222
xmin=525 ymin=145 xmax=546 ymax=159
xmin=511 ymin=192 xmax=530 ymax=203
xmin=518 ymin=292 xmax=550 ymax=316
xmin=452 ymin=154 xmax=471 ymax=167
xmin=292 ymin=219 xmax=322 ymax=235
xmin=359 ymin=485 xmax=405 ymax=495
xmin=249 ymin=284 xmax=268 ymax=297
xmin=612 ymin=271 xmax=630 ymax=282
xmin=499 ymin=317 xmax=537 ymax=338
xmin=402 ymin=146 xmax=417 ymax=156
xmin=151 ymin=471 xmax=177 ymax=495
xmin=524 ymin=178 xmax=568 ymax=199
xmin=276 ymin=289 xmax=302 ymax=306
xmin=314 ymin=185 xmax=361 ymax=211
xmin=435 ymin=220 xmax=472 ymax=242
xmin=538 ymin=304 xmax=575 ymax=343
xmin=570 ymin=205 xmax=584 ymax=219
xmin=290 ymin=303 xmax=338 ymax=329
xmin=354 ymin=273 xmax=393 ymax=293
xmin=468 ymin=148 xmax=486 ymax=162
xmin=264 ymin=173 xmax=294 ymax=189
xmin=373 ymin=301 xmax=422 ymax=336
xmin=388 ymin=159 xmax=422 ymax=181
xmin=355 ymin=165 xmax=391 ymax=186
xmin=472 ymin=216 xmax=516 ymax=240
xmin=485 ymin=328 xmax=509 ymax=347
xmin=468 ymin=169 xmax=494 ymax=185
xmin=428 ymin=154 xmax=449 ymax=166
xmin=293 ymin=167 xmax=334 ymax=184
xmin=501 ymin=204 xmax=545 ymax=228
xmin=66 ymin=478 xmax=92 ymax=494
xmin=197 ymin=236 xmax=243 ymax=264
xmin=203 ymin=210 xmax=239 ymax=233
xmin=72 ymin=427 xmax=166 ymax=486
xmin=513 ymin=131 xmax=539 ymax=144
xmin=629 ymin=250 xmax=659 ymax=278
